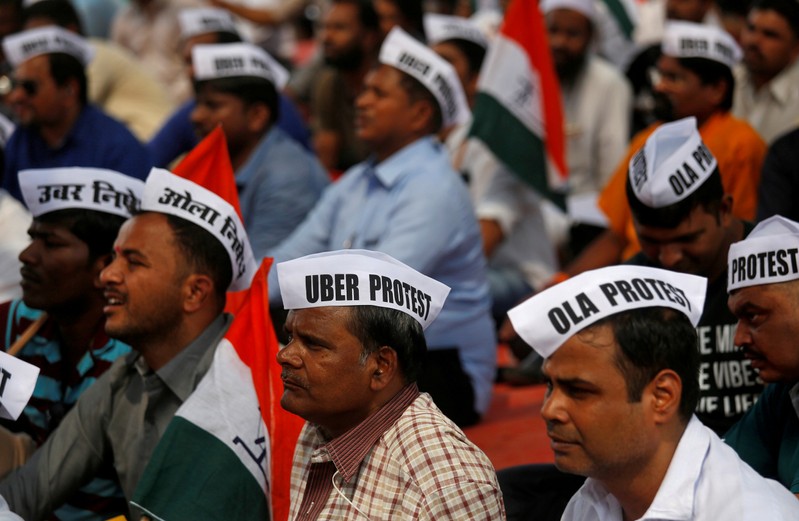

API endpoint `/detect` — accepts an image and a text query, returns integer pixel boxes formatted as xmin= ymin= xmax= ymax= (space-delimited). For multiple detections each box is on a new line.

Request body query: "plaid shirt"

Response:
xmin=289 ymin=384 xmax=506 ymax=520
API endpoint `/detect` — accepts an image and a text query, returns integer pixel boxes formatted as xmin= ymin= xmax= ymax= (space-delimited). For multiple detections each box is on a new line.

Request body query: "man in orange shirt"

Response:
xmin=561 ymin=21 xmax=766 ymax=277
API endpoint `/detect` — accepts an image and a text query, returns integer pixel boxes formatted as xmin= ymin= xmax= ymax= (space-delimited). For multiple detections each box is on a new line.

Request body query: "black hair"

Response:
xmin=163 ymin=213 xmax=232 ymax=302
xmin=627 ymin=165 xmax=724 ymax=228
xmin=676 ymin=56 xmax=735 ymax=111
xmin=331 ymin=0 xmax=380 ymax=31
xmin=440 ymin=37 xmax=486 ymax=76
xmin=345 ymin=305 xmax=427 ymax=383
xmin=585 ymin=307 xmax=700 ymax=422
xmin=385 ymin=0 xmax=426 ymax=41
xmin=22 ymin=0 xmax=84 ymax=35
xmin=193 ymin=76 xmax=280 ymax=126
xmin=48 ymin=52 xmax=88 ymax=105
xmin=397 ymin=71 xmax=442 ymax=133
xmin=36 ymin=208 xmax=125 ymax=263
xmin=751 ymin=0 xmax=799 ymax=37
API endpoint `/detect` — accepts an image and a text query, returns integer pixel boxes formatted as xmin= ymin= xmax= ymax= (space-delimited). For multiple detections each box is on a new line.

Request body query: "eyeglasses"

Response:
xmin=0 ymin=75 xmax=39 ymax=97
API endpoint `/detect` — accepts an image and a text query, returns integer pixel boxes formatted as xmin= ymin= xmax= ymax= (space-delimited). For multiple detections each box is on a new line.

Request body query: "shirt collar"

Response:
xmin=320 ymin=383 xmax=420 ymax=482
xmin=154 ymin=313 xmax=231 ymax=401
xmin=758 ymin=58 xmax=799 ymax=104
xmin=370 ymin=136 xmax=438 ymax=188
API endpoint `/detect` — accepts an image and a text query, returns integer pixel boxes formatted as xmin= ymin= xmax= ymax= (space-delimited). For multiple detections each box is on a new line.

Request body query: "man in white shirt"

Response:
xmin=507 ymin=263 xmax=799 ymax=520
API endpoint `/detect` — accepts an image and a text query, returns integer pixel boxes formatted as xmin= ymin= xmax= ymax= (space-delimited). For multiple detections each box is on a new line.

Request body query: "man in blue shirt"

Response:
xmin=190 ymin=42 xmax=329 ymax=258
xmin=268 ymin=27 xmax=494 ymax=427
xmin=1 ymin=27 xmax=152 ymax=202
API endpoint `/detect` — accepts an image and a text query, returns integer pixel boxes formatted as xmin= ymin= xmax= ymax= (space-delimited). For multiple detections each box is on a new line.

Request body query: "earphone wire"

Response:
xmin=331 ymin=470 xmax=372 ymax=521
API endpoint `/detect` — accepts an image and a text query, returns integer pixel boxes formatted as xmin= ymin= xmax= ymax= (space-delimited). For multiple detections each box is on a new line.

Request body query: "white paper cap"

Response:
xmin=540 ymin=0 xmax=596 ymax=22
xmin=277 ymin=249 xmax=451 ymax=330
xmin=141 ymin=168 xmax=257 ymax=291
xmin=508 ymin=265 xmax=707 ymax=358
xmin=628 ymin=117 xmax=717 ymax=208
xmin=662 ymin=21 xmax=741 ymax=69
xmin=179 ymin=7 xmax=239 ymax=40
xmin=379 ymin=26 xmax=471 ymax=129
xmin=192 ymin=43 xmax=289 ymax=89
xmin=424 ymin=13 xmax=488 ymax=48
xmin=728 ymin=216 xmax=799 ymax=292
xmin=2 ymin=26 xmax=94 ymax=67
xmin=0 ymin=350 xmax=40 ymax=421
xmin=20 ymin=167 xmax=143 ymax=218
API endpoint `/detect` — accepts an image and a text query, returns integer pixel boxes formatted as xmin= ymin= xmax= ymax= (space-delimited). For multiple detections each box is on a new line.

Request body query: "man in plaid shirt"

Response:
xmin=275 ymin=250 xmax=506 ymax=520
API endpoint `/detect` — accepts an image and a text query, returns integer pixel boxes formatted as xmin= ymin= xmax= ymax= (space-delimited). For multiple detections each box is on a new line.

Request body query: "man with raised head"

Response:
xmin=269 ymin=27 xmax=494 ymax=427
xmin=0 ymin=167 xmax=259 ymax=520
xmin=1 ymin=26 xmax=152 ymax=202
xmin=190 ymin=42 xmax=329 ymax=258
xmin=276 ymin=249 xmax=505 ymax=519
xmin=725 ymin=215 xmax=799 ymax=497
xmin=507 ymin=265 xmax=799 ymax=520
xmin=0 ymin=167 xmax=142 ymax=519
xmin=625 ymin=117 xmax=763 ymax=435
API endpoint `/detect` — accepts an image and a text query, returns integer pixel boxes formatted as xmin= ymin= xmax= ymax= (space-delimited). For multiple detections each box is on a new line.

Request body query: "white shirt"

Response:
xmin=733 ymin=59 xmax=799 ymax=144
xmin=563 ymin=416 xmax=799 ymax=520
xmin=446 ymin=123 xmax=558 ymax=291
xmin=0 ymin=191 xmax=30 ymax=305
xmin=0 ymin=495 xmax=21 ymax=521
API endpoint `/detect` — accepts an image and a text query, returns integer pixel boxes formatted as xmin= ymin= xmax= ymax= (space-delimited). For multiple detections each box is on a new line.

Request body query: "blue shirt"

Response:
xmin=268 ymin=137 xmax=496 ymax=414
xmin=3 ymin=105 xmax=152 ymax=202
xmin=237 ymin=126 xmax=329 ymax=258
xmin=147 ymin=95 xmax=313 ymax=169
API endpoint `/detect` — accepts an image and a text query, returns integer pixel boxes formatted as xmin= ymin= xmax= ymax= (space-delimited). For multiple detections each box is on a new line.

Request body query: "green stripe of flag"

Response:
xmin=601 ymin=0 xmax=635 ymax=39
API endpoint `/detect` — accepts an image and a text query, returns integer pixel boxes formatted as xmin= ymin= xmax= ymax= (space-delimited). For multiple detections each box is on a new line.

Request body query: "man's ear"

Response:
xmin=646 ymin=369 xmax=682 ymax=425
xmin=247 ymin=102 xmax=271 ymax=133
xmin=182 ymin=273 xmax=215 ymax=313
xmin=409 ymin=98 xmax=436 ymax=135
xmin=370 ymin=345 xmax=399 ymax=391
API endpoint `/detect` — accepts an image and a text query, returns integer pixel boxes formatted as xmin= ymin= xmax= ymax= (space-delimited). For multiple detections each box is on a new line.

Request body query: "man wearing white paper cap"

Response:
xmin=557 ymin=21 xmax=765 ymax=286
xmin=146 ymin=6 xmax=311 ymax=169
xmin=276 ymin=250 xmax=505 ymax=519
xmin=0 ymin=168 xmax=257 ymax=520
xmin=507 ymin=265 xmax=799 ymax=520
xmin=625 ymin=116 xmax=763 ymax=435
xmin=540 ymin=0 xmax=632 ymax=257
xmin=725 ymin=215 xmax=799 ymax=497
xmin=268 ymin=26 xmax=495 ymax=427
xmin=190 ymin=42 xmax=328 ymax=258
xmin=428 ymin=13 xmax=558 ymax=329
xmin=0 ymin=167 xmax=141 ymax=519
xmin=0 ymin=26 xmax=153 ymax=204
xmin=22 ymin=0 xmax=176 ymax=142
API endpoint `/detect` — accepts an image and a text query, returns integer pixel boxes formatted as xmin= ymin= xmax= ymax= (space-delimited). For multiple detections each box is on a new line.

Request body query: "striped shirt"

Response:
xmin=0 ymin=299 xmax=131 ymax=521
xmin=289 ymin=384 xmax=506 ymax=520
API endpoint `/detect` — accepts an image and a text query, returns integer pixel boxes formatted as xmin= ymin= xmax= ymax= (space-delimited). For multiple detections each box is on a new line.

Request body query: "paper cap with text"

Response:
xmin=628 ymin=117 xmax=717 ymax=208
xmin=728 ymin=215 xmax=799 ymax=291
xmin=277 ymin=250 xmax=451 ymax=330
xmin=0 ymin=350 xmax=40 ymax=421
xmin=424 ymin=13 xmax=488 ymax=48
xmin=179 ymin=7 xmax=239 ymax=39
xmin=508 ymin=265 xmax=707 ymax=358
xmin=20 ymin=167 xmax=143 ymax=218
xmin=141 ymin=168 xmax=257 ymax=291
xmin=3 ymin=26 xmax=94 ymax=67
xmin=379 ymin=26 xmax=470 ymax=129
xmin=192 ymin=43 xmax=289 ymax=89
xmin=662 ymin=21 xmax=741 ymax=69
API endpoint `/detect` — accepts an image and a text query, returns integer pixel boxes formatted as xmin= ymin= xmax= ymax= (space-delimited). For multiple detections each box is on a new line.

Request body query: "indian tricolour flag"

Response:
xmin=131 ymin=128 xmax=305 ymax=520
xmin=469 ymin=0 xmax=568 ymax=203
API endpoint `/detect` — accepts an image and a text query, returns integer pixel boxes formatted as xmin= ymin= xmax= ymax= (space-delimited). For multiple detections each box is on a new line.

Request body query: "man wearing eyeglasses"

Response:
xmin=0 ymin=26 xmax=152 ymax=202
